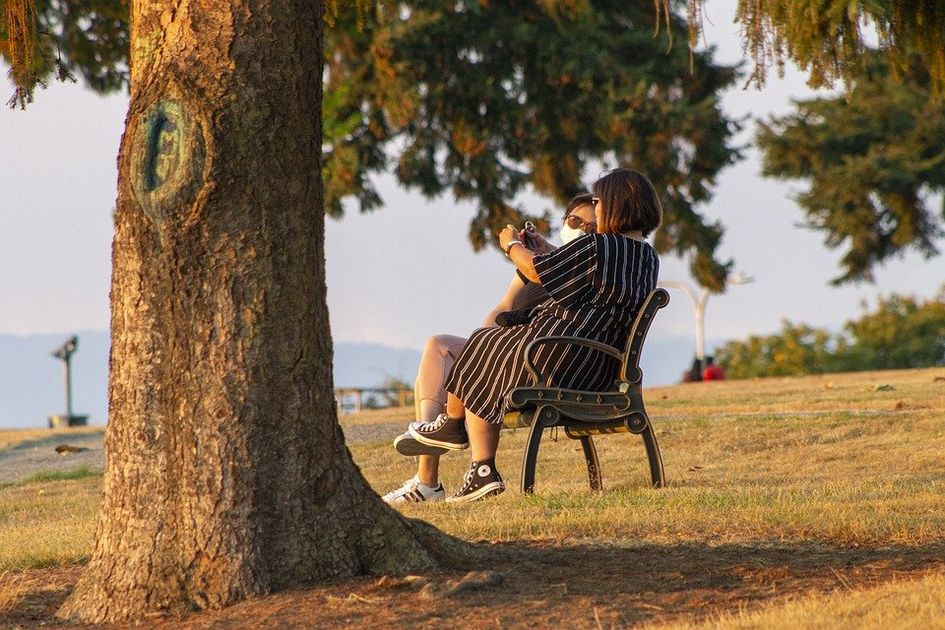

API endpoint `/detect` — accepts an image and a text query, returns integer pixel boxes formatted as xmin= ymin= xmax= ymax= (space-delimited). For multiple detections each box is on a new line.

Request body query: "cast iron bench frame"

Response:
xmin=501 ymin=288 xmax=670 ymax=494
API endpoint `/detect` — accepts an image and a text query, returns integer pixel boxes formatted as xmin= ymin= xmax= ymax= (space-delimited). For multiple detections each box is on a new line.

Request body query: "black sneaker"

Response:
xmin=408 ymin=413 xmax=469 ymax=450
xmin=446 ymin=459 xmax=505 ymax=502
xmin=393 ymin=431 xmax=448 ymax=456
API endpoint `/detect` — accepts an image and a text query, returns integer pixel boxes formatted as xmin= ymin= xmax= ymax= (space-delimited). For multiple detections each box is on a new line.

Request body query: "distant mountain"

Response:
xmin=0 ymin=331 xmax=717 ymax=429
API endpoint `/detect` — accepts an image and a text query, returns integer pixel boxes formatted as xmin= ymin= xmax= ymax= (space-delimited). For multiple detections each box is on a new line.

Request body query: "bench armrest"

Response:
xmin=523 ymin=336 xmax=622 ymax=385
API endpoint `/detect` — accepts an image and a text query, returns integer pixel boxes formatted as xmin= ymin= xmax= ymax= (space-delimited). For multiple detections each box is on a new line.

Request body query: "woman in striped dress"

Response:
xmin=411 ymin=168 xmax=662 ymax=501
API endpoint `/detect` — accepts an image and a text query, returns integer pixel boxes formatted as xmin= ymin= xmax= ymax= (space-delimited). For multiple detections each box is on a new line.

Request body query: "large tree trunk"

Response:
xmin=58 ymin=0 xmax=438 ymax=622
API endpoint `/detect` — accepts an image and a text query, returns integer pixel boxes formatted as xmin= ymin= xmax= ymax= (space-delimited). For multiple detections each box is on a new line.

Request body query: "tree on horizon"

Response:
xmin=757 ymin=52 xmax=945 ymax=285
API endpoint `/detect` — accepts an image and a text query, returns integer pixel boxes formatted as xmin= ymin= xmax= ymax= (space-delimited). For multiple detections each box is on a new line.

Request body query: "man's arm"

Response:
xmin=481 ymin=274 xmax=528 ymax=326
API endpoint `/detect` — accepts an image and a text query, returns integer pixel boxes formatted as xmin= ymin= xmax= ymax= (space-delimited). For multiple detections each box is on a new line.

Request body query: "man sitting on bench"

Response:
xmin=381 ymin=194 xmax=598 ymax=504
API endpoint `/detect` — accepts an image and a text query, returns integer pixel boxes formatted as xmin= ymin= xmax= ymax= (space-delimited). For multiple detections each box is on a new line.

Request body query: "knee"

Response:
xmin=423 ymin=335 xmax=452 ymax=359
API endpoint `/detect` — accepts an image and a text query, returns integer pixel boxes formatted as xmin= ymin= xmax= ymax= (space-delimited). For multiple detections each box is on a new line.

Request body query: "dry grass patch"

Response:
xmin=2 ymin=368 xmax=944 ymax=626
xmin=0 ymin=477 xmax=99 ymax=571
xmin=359 ymin=443 xmax=945 ymax=547
xmin=354 ymin=403 xmax=945 ymax=546
xmin=648 ymin=367 xmax=945 ymax=417
xmin=654 ymin=570 xmax=945 ymax=629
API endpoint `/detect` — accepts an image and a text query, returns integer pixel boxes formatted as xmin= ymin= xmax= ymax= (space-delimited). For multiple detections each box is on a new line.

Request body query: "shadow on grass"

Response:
xmin=0 ymin=567 xmax=82 ymax=628
xmin=5 ymin=541 xmax=944 ymax=628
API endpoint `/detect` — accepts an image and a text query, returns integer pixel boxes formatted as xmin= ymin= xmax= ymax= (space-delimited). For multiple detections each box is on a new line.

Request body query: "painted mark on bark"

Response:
xmin=131 ymin=98 xmax=205 ymax=228
xmin=143 ymin=103 xmax=184 ymax=191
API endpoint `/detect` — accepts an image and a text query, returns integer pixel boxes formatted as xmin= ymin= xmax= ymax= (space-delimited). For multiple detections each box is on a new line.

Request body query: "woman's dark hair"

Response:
xmin=591 ymin=168 xmax=662 ymax=237
xmin=565 ymin=192 xmax=594 ymax=217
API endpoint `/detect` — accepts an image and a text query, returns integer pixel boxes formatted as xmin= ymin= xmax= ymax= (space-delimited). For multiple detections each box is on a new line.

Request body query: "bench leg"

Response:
xmin=640 ymin=417 xmax=665 ymax=488
xmin=521 ymin=416 xmax=544 ymax=494
xmin=579 ymin=436 xmax=602 ymax=491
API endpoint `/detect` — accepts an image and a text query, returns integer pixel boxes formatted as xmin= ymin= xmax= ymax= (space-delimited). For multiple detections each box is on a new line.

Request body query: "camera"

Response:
xmin=523 ymin=221 xmax=537 ymax=249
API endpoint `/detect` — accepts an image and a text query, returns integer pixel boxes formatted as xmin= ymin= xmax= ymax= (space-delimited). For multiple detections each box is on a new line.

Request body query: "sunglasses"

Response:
xmin=564 ymin=214 xmax=598 ymax=233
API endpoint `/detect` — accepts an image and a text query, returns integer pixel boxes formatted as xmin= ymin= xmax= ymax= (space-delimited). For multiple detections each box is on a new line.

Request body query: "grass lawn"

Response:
xmin=1 ymin=367 xmax=943 ymax=627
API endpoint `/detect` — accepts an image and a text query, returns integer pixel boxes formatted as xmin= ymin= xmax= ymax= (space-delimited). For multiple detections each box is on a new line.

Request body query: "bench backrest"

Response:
xmin=618 ymin=288 xmax=670 ymax=386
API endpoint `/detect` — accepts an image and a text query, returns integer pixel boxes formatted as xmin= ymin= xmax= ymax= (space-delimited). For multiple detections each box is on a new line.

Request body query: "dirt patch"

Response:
xmin=5 ymin=541 xmax=944 ymax=628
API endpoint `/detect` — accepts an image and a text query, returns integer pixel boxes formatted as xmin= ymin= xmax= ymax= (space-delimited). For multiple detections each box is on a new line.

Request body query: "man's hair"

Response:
xmin=592 ymin=168 xmax=662 ymax=237
xmin=565 ymin=192 xmax=594 ymax=217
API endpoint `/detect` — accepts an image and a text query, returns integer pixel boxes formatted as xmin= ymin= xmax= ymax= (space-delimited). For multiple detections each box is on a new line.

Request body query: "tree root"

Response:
xmin=405 ymin=518 xmax=493 ymax=569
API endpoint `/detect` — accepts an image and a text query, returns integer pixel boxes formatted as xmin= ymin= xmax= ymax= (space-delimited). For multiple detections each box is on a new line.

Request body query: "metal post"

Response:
xmin=659 ymin=274 xmax=754 ymax=377
xmin=694 ymin=288 xmax=710 ymax=364
xmin=63 ymin=353 xmax=74 ymax=416
xmin=659 ymin=281 xmax=705 ymax=368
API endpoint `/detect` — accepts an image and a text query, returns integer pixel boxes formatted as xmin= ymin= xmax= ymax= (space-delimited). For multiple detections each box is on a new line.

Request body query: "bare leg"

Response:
xmin=418 ymin=398 xmax=444 ymax=422
xmin=447 ymin=393 xmax=498 ymax=459
xmin=417 ymin=454 xmax=440 ymax=487
xmin=416 ymin=398 xmax=445 ymax=487
xmin=465 ymin=408 xmax=501 ymax=462
xmin=446 ymin=392 xmax=465 ymax=419
xmin=410 ymin=335 xmax=466 ymax=489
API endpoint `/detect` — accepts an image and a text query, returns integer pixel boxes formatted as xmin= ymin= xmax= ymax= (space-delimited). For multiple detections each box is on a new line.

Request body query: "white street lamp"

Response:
xmin=659 ymin=274 xmax=754 ymax=370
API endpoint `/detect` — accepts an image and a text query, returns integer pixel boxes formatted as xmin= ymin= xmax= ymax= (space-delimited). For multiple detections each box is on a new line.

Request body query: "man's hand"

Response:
xmin=523 ymin=230 xmax=555 ymax=255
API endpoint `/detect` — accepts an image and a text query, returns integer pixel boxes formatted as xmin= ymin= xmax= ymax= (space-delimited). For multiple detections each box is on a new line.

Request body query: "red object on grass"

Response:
xmin=702 ymin=364 xmax=725 ymax=381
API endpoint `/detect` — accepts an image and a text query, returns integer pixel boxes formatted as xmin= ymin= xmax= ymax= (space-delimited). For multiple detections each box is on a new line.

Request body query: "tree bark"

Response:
xmin=58 ymin=0 xmax=439 ymax=622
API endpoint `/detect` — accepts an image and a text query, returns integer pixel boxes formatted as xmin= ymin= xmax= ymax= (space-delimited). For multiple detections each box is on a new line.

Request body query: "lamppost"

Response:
xmin=659 ymin=273 xmax=754 ymax=375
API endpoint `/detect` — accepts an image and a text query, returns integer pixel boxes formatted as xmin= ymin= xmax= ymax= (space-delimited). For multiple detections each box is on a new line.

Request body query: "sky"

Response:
xmin=1 ymin=2 xmax=943 ymax=363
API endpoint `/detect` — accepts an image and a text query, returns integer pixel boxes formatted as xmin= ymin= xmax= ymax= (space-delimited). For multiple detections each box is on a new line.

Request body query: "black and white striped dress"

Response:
xmin=445 ymin=233 xmax=659 ymax=425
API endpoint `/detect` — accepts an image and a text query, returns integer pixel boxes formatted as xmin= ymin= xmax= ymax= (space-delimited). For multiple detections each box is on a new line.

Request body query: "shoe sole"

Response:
xmin=385 ymin=492 xmax=446 ymax=504
xmin=408 ymin=426 xmax=469 ymax=450
xmin=445 ymin=481 xmax=505 ymax=503
xmin=394 ymin=433 xmax=448 ymax=457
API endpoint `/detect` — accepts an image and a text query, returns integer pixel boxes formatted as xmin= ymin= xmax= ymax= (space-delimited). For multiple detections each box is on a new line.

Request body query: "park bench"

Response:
xmin=501 ymin=288 xmax=670 ymax=494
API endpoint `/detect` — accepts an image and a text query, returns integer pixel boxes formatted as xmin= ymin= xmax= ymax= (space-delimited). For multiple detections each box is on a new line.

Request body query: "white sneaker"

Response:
xmin=381 ymin=475 xmax=446 ymax=504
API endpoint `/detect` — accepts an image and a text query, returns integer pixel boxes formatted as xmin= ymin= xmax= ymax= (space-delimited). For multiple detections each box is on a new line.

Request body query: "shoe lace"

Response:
xmin=419 ymin=413 xmax=449 ymax=432
xmin=457 ymin=467 xmax=475 ymax=494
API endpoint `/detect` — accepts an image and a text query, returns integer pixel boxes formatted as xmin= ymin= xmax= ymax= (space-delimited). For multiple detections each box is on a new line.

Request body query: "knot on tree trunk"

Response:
xmin=129 ymin=92 xmax=208 ymax=233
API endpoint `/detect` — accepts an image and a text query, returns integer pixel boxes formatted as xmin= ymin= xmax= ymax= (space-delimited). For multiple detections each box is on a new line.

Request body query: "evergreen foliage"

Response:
xmin=716 ymin=287 xmax=945 ymax=378
xmin=1 ymin=0 xmax=126 ymax=107
xmin=324 ymin=1 xmax=741 ymax=288
xmin=757 ymin=52 xmax=945 ymax=284
xmin=4 ymin=0 xmax=944 ymax=287
xmin=662 ymin=0 xmax=945 ymax=94
xmin=2 ymin=0 xmax=742 ymax=289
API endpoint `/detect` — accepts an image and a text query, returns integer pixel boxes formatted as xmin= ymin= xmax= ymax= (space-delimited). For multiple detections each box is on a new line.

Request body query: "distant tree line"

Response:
xmin=716 ymin=287 xmax=945 ymax=378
